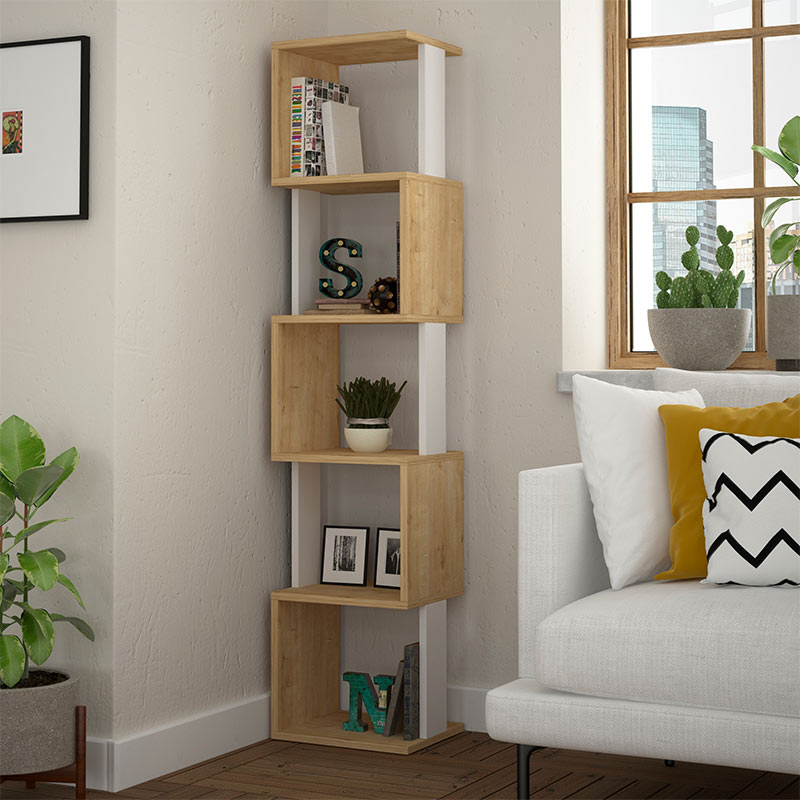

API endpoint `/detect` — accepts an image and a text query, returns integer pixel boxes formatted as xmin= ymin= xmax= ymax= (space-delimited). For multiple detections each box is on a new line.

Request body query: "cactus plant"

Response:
xmin=654 ymin=224 xmax=745 ymax=309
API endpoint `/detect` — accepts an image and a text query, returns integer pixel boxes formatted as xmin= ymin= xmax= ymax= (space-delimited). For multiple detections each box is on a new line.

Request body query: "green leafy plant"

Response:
xmin=753 ymin=115 xmax=800 ymax=294
xmin=0 ymin=416 xmax=93 ymax=688
xmin=336 ymin=377 xmax=407 ymax=428
xmin=655 ymin=225 xmax=745 ymax=309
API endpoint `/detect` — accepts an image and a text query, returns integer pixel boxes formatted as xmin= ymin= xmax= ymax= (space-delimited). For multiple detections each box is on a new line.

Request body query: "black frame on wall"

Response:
xmin=0 ymin=35 xmax=90 ymax=223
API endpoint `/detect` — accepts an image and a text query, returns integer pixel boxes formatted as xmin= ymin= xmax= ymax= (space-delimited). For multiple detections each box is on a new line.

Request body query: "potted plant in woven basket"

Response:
xmin=648 ymin=223 xmax=751 ymax=370
xmin=336 ymin=377 xmax=407 ymax=453
xmin=753 ymin=115 xmax=800 ymax=370
xmin=0 ymin=415 xmax=94 ymax=776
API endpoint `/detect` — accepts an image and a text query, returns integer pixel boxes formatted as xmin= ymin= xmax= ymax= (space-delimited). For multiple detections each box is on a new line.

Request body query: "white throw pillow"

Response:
xmin=572 ymin=375 xmax=705 ymax=589
xmin=653 ymin=367 xmax=800 ymax=408
xmin=700 ymin=428 xmax=800 ymax=586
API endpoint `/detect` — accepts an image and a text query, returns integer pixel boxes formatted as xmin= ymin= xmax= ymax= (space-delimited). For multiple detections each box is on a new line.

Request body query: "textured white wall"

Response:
xmin=324 ymin=0 xmax=578 ymax=693
xmin=0 ymin=0 xmax=118 ymax=739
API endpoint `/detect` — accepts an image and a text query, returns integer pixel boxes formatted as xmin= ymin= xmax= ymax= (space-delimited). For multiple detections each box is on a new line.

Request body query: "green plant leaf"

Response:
xmin=57 ymin=574 xmax=85 ymax=610
xmin=15 ymin=465 xmax=64 ymax=506
xmin=1 ymin=580 xmax=18 ymax=614
xmin=12 ymin=518 xmax=69 ymax=547
xmin=0 ymin=634 xmax=26 ymax=687
xmin=0 ymin=471 xmax=13 ymax=502
xmin=778 ymin=115 xmax=800 ymax=165
xmin=17 ymin=549 xmax=59 ymax=591
xmin=48 ymin=547 xmax=67 ymax=564
xmin=0 ymin=416 xmax=45 ymax=483
xmin=35 ymin=447 xmax=79 ymax=507
xmin=770 ymin=223 xmax=795 ymax=248
xmin=0 ymin=493 xmax=15 ymax=527
xmin=20 ymin=607 xmax=54 ymax=665
xmin=0 ymin=553 xmax=8 ymax=582
xmin=50 ymin=613 xmax=95 ymax=641
xmin=761 ymin=197 xmax=796 ymax=228
xmin=752 ymin=145 xmax=799 ymax=180
xmin=770 ymin=234 xmax=800 ymax=265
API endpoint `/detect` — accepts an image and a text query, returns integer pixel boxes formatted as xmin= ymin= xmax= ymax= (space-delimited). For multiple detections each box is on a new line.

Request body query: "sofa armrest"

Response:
xmin=518 ymin=463 xmax=609 ymax=677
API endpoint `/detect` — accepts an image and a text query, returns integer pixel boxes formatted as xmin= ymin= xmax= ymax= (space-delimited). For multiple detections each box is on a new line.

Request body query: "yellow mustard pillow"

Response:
xmin=656 ymin=394 xmax=800 ymax=581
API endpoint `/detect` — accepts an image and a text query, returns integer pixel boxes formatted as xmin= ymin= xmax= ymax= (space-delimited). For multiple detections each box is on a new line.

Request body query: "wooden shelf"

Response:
xmin=271 ymin=171 xmax=457 ymax=194
xmin=271 ymin=448 xmax=463 ymax=465
xmin=272 ymin=713 xmax=464 ymax=755
xmin=273 ymin=583 xmax=407 ymax=610
xmin=271 ymin=30 xmax=462 ymax=65
xmin=279 ymin=313 xmax=464 ymax=324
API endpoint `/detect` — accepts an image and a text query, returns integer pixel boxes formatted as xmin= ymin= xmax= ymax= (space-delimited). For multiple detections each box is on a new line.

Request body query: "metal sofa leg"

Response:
xmin=517 ymin=744 xmax=542 ymax=799
xmin=664 ymin=760 xmax=675 ymax=767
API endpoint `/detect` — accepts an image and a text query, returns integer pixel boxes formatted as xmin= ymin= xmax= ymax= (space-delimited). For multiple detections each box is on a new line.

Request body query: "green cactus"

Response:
xmin=654 ymin=224 xmax=744 ymax=309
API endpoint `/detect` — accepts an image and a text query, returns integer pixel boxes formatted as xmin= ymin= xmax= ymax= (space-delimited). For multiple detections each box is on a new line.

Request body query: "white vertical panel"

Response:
xmin=419 ymin=600 xmax=447 ymax=738
xmin=417 ymin=44 xmax=446 ymax=178
xmin=291 ymin=462 xmax=322 ymax=587
xmin=418 ymin=323 xmax=446 ymax=455
xmin=291 ymin=189 xmax=322 ymax=315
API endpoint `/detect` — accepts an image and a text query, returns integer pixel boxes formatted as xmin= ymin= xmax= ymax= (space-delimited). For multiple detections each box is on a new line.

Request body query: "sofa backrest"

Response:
xmin=653 ymin=368 xmax=800 ymax=407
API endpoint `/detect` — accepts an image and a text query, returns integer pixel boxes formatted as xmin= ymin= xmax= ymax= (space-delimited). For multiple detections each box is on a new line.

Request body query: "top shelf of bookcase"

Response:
xmin=271 ymin=30 xmax=462 ymax=65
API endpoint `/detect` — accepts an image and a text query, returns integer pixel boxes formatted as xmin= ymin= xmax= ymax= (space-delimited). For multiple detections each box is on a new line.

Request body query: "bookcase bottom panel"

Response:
xmin=272 ymin=714 xmax=464 ymax=755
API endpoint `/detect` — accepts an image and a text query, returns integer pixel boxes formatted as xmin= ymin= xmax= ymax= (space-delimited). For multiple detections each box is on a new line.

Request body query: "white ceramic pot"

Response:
xmin=344 ymin=426 xmax=392 ymax=453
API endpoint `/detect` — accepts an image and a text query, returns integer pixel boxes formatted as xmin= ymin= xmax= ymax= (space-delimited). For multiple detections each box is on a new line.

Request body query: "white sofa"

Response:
xmin=485 ymin=371 xmax=800 ymax=797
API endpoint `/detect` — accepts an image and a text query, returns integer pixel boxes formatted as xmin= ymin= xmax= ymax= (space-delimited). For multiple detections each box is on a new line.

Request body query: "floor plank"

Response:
xmin=6 ymin=733 xmax=797 ymax=800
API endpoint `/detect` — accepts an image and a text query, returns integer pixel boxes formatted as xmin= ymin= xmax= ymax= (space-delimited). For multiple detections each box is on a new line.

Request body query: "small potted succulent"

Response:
xmin=0 ymin=415 xmax=94 ymax=776
xmin=648 ymin=224 xmax=751 ymax=370
xmin=753 ymin=115 xmax=800 ymax=370
xmin=336 ymin=377 xmax=407 ymax=453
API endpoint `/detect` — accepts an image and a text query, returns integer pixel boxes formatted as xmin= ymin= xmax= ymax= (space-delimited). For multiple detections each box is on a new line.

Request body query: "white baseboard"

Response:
xmin=88 ymin=685 xmax=488 ymax=792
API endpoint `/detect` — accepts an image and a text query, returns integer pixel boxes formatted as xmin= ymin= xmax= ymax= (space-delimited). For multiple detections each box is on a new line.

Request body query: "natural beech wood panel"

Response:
xmin=273 ymin=714 xmax=463 ymax=755
xmin=270 ymin=598 xmax=339 ymax=733
xmin=628 ymin=185 xmax=800 ymax=203
xmin=271 ymin=30 xmax=461 ymax=65
xmin=272 ymin=171 xmax=459 ymax=194
xmin=272 ymin=448 xmax=463 ymax=466
xmin=276 ymin=313 xmax=464 ymax=324
xmin=270 ymin=320 xmax=339 ymax=456
xmin=400 ymin=177 xmax=463 ymax=319
xmin=270 ymin=51 xmax=339 ymax=181
xmin=401 ymin=455 xmax=464 ymax=607
xmin=627 ymin=22 xmax=800 ymax=49
xmin=272 ymin=582 xmax=410 ymax=609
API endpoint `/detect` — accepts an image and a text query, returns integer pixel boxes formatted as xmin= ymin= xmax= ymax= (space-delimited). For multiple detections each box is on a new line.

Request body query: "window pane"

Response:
xmin=631 ymin=199 xmax=756 ymax=351
xmin=630 ymin=0 xmax=751 ymax=37
xmin=764 ymin=0 xmax=800 ymax=26
xmin=631 ymin=41 xmax=753 ymax=192
xmin=764 ymin=35 xmax=800 ymax=186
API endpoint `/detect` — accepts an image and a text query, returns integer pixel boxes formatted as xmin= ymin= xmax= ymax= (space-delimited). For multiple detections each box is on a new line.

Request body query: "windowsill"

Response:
xmin=556 ymin=369 xmax=798 ymax=393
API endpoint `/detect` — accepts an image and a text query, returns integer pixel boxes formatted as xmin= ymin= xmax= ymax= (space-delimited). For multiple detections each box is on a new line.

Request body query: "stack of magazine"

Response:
xmin=290 ymin=76 xmax=363 ymax=176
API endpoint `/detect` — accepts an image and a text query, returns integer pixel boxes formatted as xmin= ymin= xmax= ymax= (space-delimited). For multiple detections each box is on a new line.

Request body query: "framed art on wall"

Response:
xmin=320 ymin=526 xmax=369 ymax=587
xmin=0 ymin=35 xmax=90 ymax=222
xmin=374 ymin=528 xmax=401 ymax=589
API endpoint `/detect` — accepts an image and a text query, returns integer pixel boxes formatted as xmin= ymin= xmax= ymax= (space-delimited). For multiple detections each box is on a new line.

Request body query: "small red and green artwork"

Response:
xmin=2 ymin=111 xmax=23 ymax=154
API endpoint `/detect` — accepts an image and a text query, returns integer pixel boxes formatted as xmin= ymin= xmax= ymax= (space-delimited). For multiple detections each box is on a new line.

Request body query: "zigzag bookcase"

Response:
xmin=268 ymin=31 xmax=465 ymax=753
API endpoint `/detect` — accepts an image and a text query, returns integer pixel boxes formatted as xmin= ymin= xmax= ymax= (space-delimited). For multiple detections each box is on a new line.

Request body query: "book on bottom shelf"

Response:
xmin=403 ymin=641 xmax=420 ymax=741
xmin=290 ymin=77 xmax=350 ymax=177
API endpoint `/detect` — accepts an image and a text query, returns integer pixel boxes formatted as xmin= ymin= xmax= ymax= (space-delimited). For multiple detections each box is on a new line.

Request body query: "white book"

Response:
xmin=321 ymin=102 xmax=364 ymax=175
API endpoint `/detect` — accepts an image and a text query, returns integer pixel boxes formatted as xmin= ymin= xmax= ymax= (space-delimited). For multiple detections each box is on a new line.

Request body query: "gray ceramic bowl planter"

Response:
xmin=767 ymin=295 xmax=800 ymax=371
xmin=647 ymin=308 xmax=752 ymax=371
xmin=0 ymin=671 xmax=78 ymax=775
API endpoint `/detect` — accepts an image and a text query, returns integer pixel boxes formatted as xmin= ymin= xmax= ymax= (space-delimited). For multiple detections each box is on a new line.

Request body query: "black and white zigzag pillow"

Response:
xmin=699 ymin=428 xmax=800 ymax=586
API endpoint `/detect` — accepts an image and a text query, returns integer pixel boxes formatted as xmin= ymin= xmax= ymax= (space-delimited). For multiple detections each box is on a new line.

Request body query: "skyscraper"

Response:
xmin=652 ymin=106 xmax=716 ymax=285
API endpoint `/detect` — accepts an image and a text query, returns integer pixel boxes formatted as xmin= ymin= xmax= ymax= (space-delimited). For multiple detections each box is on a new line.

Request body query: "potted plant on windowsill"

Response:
xmin=753 ymin=115 xmax=800 ymax=371
xmin=647 ymin=223 xmax=751 ymax=370
xmin=0 ymin=415 xmax=94 ymax=776
xmin=336 ymin=377 xmax=407 ymax=453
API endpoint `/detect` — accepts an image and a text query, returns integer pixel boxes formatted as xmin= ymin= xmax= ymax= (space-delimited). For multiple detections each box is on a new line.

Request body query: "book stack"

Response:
xmin=290 ymin=77 xmax=350 ymax=177
xmin=305 ymin=298 xmax=372 ymax=315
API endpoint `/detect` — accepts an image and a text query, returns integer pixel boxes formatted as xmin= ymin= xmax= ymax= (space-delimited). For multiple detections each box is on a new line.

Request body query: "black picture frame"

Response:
xmin=320 ymin=525 xmax=369 ymax=587
xmin=1 ymin=35 xmax=90 ymax=223
xmin=374 ymin=528 xmax=401 ymax=590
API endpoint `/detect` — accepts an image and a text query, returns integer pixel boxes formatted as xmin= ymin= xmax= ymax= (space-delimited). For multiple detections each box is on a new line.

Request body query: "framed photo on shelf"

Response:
xmin=321 ymin=526 xmax=369 ymax=586
xmin=374 ymin=528 xmax=401 ymax=589
xmin=1 ymin=36 xmax=90 ymax=222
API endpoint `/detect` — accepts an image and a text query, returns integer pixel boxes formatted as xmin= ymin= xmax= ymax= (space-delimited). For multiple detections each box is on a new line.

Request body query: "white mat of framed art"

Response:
xmin=0 ymin=36 xmax=89 ymax=222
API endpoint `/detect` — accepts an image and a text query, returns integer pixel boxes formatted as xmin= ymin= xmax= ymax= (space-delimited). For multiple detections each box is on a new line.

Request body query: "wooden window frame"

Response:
xmin=606 ymin=0 xmax=800 ymax=369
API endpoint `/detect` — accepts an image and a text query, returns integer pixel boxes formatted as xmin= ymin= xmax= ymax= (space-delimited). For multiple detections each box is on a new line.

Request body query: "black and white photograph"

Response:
xmin=374 ymin=528 xmax=401 ymax=590
xmin=320 ymin=525 xmax=369 ymax=586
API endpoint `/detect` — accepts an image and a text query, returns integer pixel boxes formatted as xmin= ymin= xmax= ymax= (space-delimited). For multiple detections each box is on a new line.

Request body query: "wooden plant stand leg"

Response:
xmin=0 ymin=706 xmax=86 ymax=800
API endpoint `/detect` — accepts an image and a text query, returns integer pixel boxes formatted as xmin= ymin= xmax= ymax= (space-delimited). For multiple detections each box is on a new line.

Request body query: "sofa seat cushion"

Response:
xmin=534 ymin=581 xmax=799 ymax=717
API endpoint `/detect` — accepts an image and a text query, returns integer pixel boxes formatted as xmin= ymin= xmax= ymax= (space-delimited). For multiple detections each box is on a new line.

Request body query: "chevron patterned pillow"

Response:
xmin=699 ymin=428 xmax=800 ymax=586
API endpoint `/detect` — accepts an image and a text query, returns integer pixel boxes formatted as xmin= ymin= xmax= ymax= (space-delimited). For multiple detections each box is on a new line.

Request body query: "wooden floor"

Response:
xmin=3 ymin=733 xmax=798 ymax=800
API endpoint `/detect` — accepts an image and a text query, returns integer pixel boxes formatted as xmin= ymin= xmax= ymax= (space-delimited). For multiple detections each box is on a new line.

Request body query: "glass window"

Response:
xmin=630 ymin=0 xmax=751 ymax=37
